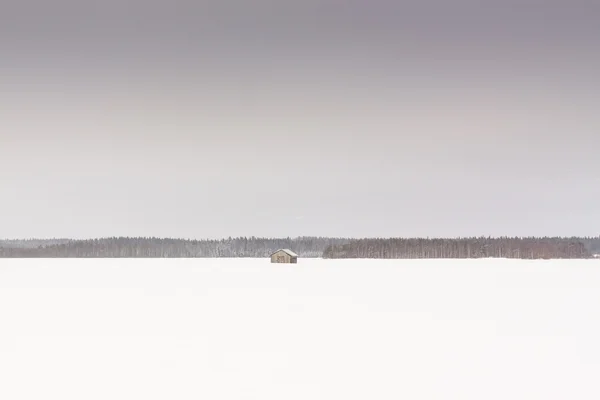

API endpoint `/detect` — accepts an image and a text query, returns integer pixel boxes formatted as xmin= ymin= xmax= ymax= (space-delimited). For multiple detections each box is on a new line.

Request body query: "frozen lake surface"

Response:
xmin=2 ymin=258 xmax=600 ymax=399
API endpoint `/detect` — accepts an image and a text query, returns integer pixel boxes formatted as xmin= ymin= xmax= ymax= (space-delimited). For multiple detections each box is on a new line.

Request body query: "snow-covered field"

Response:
xmin=1 ymin=258 xmax=600 ymax=400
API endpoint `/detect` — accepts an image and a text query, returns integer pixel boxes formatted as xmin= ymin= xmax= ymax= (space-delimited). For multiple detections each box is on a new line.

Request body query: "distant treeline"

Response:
xmin=323 ymin=237 xmax=599 ymax=259
xmin=0 ymin=237 xmax=349 ymax=258
xmin=0 ymin=236 xmax=598 ymax=259
xmin=0 ymin=238 xmax=72 ymax=249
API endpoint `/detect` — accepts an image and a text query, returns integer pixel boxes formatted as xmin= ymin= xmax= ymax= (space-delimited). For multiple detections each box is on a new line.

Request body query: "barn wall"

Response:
xmin=271 ymin=251 xmax=294 ymax=263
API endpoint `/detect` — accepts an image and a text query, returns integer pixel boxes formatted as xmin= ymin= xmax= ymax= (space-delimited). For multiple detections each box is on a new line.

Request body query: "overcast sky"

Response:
xmin=1 ymin=0 xmax=599 ymax=239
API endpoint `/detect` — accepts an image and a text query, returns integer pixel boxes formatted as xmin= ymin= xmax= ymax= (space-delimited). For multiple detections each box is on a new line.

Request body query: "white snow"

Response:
xmin=2 ymin=258 xmax=600 ymax=400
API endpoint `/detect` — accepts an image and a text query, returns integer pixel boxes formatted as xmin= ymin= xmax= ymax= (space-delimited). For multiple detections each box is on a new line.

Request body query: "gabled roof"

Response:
xmin=271 ymin=249 xmax=298 ymax=257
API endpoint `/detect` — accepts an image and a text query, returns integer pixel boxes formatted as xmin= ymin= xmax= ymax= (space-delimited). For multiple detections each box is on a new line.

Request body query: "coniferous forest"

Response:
xmin=1 ymin=236 xmax=599 ymax=259
xmin=322 ymin=237 xmax=596 ymax=259
xmin=0 ymin=237 xmax=347 ymax=258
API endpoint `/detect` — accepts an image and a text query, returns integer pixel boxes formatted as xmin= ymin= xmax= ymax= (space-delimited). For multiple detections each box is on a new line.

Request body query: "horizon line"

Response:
xmin=2 ymin=235 xmax=600 ymax=242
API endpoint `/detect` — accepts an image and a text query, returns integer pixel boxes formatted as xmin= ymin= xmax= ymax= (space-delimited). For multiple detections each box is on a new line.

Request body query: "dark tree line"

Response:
xmin=579 ymin=237 xmax=600 ymax=255
xmin=323 ymin=236 xmax=597 ymax=259
xmin=0 ymin=236 xmax=350 ymax=258
xmin=0 ymin=238 xmax=71 ymax=249
xmin=1 ymin=236 xmax=598 ymax=259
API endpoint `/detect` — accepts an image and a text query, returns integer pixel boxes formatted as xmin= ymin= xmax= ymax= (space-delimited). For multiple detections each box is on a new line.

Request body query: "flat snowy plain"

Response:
xmin=2 ymin=258 xmax=600 ymax=399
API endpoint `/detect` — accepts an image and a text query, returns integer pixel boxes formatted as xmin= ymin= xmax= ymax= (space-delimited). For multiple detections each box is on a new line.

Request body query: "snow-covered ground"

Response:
xmin=1 ymin=258 xmax=600 ymax=399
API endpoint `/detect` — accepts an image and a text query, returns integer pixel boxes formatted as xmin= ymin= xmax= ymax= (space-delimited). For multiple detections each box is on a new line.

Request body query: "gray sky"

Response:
xmin=1 ymin=0 xmax=599 ymax=239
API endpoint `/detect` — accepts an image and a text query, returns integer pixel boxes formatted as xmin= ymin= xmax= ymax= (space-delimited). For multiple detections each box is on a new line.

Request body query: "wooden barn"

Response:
xmin=270 ymin=249 xmax=298 ymax=264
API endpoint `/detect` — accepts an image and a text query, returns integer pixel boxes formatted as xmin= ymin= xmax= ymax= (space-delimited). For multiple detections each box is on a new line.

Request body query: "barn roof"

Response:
xmin=271 ymin=249 xmax=298 ymax=257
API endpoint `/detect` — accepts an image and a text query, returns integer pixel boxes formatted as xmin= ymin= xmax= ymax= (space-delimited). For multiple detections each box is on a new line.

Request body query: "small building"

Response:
xmin=270 ymin=249 xmax=298 ymax=264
